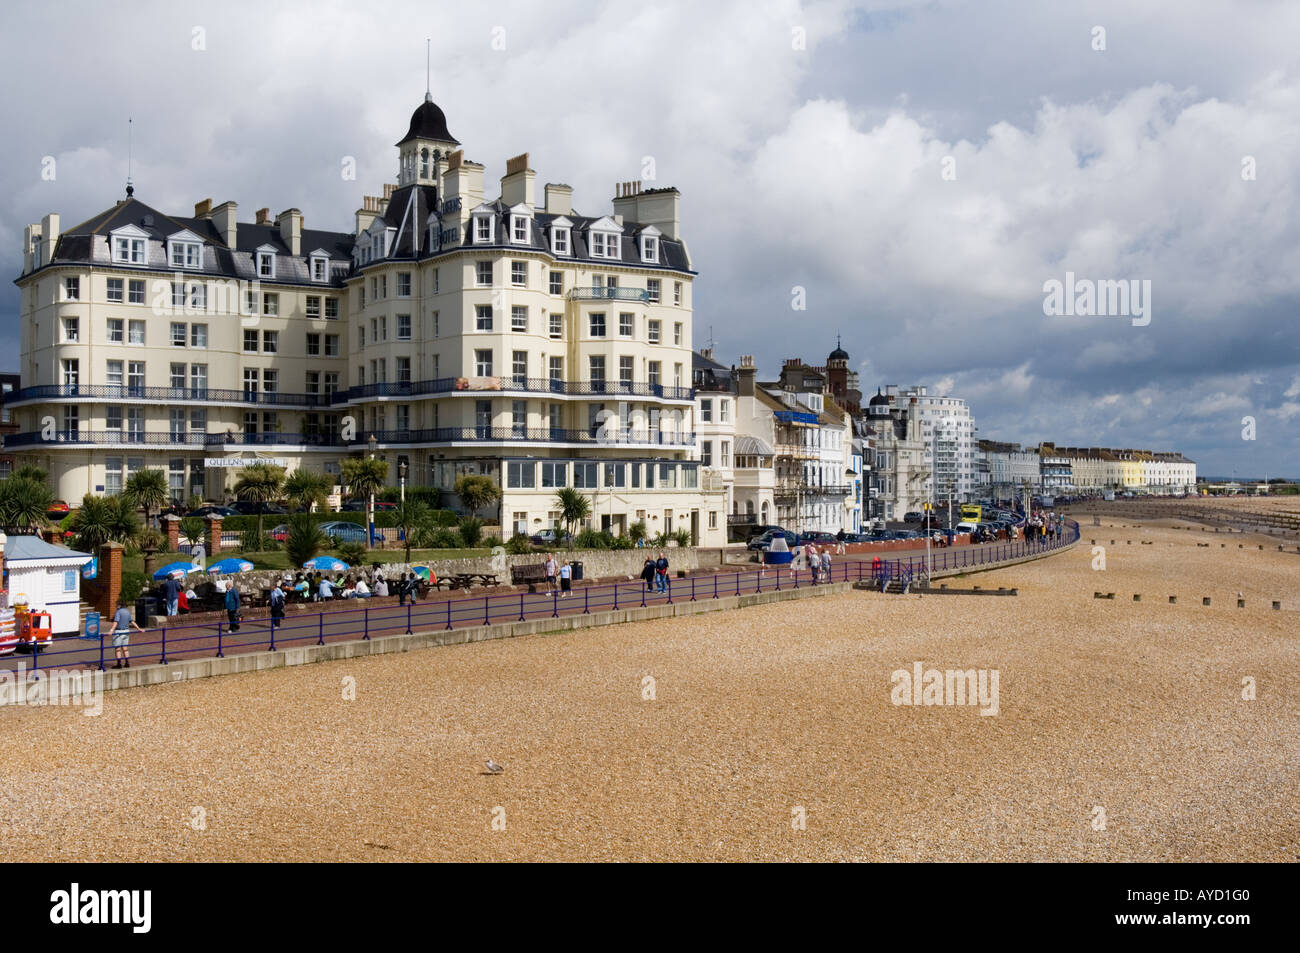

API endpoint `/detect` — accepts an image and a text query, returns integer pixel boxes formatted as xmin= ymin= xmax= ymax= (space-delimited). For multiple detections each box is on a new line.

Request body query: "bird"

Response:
xmin=484 ymin=759 xmax=504 ymax=774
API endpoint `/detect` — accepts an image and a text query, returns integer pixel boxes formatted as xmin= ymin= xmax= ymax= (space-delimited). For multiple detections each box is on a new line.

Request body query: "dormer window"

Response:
xmin=473 ymin=212 xmax=495 ymax=244
xmin=309 ymin=252 xmax=329 ymax=282
xmin=640 ymin=228 xmax=660 ymax=264
xmin=588 ymin=217 xmax=623 ymax=259
xmin=256 ymin=246 xmax=276 ymax=279
xmin=110 ymin=225 xmax=149 ymax=265
xmin=550 ymin=216 xmax=572 ymax=256
xmin=511 ymin=214 xmax=530 ymax=244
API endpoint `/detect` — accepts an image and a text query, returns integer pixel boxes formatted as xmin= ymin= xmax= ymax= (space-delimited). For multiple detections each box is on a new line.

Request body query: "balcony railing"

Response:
xmin=356 ymin=428 xmax=697 ymax=447
xmin=7 ymin=384 xmax=333 ymax=408
xmin=11 ymin=379 xmax=697 ymax=408
xmin=4 ymin=430 xmax=346 ymax=448
xmin=568 ymin=287 xmax=651 ymax=301
xmin=338 ymin=377 xmax=695 ymax=402
xmin=773 ymin=483 xmax=853 ymax=500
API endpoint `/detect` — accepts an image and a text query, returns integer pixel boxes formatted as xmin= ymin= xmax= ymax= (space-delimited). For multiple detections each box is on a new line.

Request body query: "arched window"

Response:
xmin=420 ymin=148 xmax=429 ymax=178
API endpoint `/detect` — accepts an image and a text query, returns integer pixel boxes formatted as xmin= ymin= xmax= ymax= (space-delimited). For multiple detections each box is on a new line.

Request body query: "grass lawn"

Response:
xmin=124 ymin=548 xmax=493 ymax=575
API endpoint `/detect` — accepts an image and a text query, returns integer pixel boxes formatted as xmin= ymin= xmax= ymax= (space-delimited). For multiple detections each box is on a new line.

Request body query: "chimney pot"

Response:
xmin=256 ymin=207 xmax=271 ymax=224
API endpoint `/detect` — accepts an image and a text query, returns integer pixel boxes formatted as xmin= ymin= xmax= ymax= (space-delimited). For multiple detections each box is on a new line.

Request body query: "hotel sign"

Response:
xmin=204 ymin=457 xmax=289 ymax=468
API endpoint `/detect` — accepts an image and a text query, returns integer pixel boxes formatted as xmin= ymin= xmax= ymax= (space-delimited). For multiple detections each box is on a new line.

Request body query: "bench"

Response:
xmin=510 ymin=564 xmax=549 ymax=592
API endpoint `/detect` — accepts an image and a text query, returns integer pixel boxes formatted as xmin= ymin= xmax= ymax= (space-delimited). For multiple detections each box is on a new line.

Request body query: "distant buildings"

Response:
xmin=976 ymin=442 xmax=1197 ymax=496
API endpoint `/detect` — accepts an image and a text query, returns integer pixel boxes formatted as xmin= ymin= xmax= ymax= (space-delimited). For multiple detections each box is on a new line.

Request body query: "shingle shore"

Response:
xmin=1 ymin=514 xmax=1295 ymax=861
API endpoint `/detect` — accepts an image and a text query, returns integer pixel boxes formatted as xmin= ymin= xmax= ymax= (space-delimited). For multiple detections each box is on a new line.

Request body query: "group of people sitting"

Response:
xmin=277 ymin=569 xmax=430 ymax=603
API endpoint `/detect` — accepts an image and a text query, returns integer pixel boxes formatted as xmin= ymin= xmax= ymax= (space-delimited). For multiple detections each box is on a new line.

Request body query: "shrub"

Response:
xmin=504 ymin=533 xmax=533 ymax=555
xmin=575 ymin=528 xmax=608 ymax=549
xmin=284 ymin=515 xmax=330 ymax=567
xmin=610 ymin=534 xmax=635 ymax=550
xmin=119 ymin=571 xmax=150 ymax=605
xmin=628 ymin=521 xmax=648 ymax=544
xmin=427 ymin=528 xmax=461 ymax=549
xmin=406 ymin=486 xmax=443 ymax=508
xmin=179 ymin=516 xmax=204 ymax=547
xmin=458 ymin=516 xmax=484 ymax=548
xmin=239 ymin=529 xmax=278 ymax=553
xmin=334 ymin=540 xmax=367 ymax=566
xmin=673 ymin=528 xmax=693 ymax=548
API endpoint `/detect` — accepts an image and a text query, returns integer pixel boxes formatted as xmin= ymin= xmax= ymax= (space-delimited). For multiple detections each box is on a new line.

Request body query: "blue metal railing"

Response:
xmin=568 ymin=287 xmax=651 ymax=301
xmin=2 ymin=525 xmax=1079 ymax=678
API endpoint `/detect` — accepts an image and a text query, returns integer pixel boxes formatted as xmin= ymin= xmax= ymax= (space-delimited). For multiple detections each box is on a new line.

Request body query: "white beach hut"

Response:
xmin=2 ymin=535 xmax=93 ymax=634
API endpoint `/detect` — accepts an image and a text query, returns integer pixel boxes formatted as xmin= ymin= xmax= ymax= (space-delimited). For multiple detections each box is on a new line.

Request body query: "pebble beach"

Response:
xmin=2 ymin=509 xmax=1296 ymax=862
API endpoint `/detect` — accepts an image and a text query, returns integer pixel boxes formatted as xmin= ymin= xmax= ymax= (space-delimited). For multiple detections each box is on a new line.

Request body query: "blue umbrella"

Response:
xmin=152 ymin=561 xmax=195 ymax=580
xmin=206 ymin=557 xmax=254 ymax=575
xmin=303 ymin=556 xmax=347 ymax=572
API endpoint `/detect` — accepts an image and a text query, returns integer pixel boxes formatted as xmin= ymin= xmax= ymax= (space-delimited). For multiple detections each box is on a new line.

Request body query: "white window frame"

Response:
xmin=256 ymin=245 xmax=277 ymax=279
xmin=640 ymin=227 xmax=660 ymax=264
xmin=310 ymin=252 xmax=329 ymax=282
xmin=168 ymin=231 xmax=203 ymax=270
xmin=511 ymin=213 xmax=530 ymax=244
xmin=473 ymin=212 xmax=495 ymax=244
xmin=550 ymin=217 xmax=572 ymax=256
xmin=110 ymin=225 xmax=149 ymax=265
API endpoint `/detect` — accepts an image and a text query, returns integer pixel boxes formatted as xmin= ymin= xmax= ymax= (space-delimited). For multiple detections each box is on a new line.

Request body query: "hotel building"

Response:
xmin=10 ymin=95 xmax=726 ymax=544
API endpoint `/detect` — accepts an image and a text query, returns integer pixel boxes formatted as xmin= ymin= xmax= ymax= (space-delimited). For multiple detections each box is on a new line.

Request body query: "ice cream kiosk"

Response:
xmin=0 ymin=535 xmax=93 ymax=637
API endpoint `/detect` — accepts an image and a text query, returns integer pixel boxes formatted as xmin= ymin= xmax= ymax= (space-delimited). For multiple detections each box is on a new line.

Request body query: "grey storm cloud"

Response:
xmin=1 ymin=0 xmax=1297 ymax=475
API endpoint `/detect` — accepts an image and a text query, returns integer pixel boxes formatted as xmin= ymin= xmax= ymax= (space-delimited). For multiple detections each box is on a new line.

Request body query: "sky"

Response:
xmin=2 ymin=0 xmax=1298 ymax=477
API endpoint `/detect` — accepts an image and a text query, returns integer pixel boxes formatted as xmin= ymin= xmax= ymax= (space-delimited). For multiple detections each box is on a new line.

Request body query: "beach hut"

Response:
xmin=1 ymin=535 xmax=93 ymax=634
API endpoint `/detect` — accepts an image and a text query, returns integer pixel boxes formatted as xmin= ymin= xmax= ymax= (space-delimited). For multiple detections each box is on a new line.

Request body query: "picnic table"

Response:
xmin=448 ymin=572 xmax=500 ymax=589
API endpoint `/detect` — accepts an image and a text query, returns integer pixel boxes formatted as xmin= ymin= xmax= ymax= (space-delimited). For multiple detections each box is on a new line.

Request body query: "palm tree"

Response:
xmin=10 ymin=465 xmax=48 ymax=485
xmin=554 ymin=487 xmax=591 ymax=545
xmin=454 ymin=474 xmax=501 ymax=519
xmin=233 ymin=463 xmax=286 ymax=542
xmin=0 ymin=476 xmax=53 ymax=534
xmin=123 ymin=468 xmax=170 ymax=529
xmin=283 ymin=514 xmax=330 ymax=567
xmin=69 ymin=495 xmax=139 ymax=551
xmin=340 ymin=457 xmax=387 ymax=548
xmin=393 ymin=499 xmax=434 ymax=563
xmin=284 ymin=468 xmax=333 ymax=513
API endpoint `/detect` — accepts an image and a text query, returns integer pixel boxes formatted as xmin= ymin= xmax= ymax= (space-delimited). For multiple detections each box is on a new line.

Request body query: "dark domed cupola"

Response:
xmin=396 ymin=94 xmax=460 ymax=188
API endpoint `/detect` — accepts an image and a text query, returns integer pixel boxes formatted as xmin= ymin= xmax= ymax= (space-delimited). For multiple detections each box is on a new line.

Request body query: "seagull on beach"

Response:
xmin=484 ymin=759 xmax=505 ymax=774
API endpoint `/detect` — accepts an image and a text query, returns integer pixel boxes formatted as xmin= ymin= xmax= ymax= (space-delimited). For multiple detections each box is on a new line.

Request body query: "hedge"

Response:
xmin=219 ymin=509 xmax=461 ymax=532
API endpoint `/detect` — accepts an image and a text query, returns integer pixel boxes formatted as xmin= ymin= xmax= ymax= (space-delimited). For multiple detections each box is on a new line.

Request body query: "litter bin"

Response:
xmin=136 ymin=596 xmax=159 ymax=627
xmin=570 ymin=561 xmax=584 ymax=581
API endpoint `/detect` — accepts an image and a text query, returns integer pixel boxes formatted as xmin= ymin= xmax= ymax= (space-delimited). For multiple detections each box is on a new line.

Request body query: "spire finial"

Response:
xmin=125 ymin=116 xmax=134 ymax=197
xmin=425 ymin=39 xmax=432 ymax=102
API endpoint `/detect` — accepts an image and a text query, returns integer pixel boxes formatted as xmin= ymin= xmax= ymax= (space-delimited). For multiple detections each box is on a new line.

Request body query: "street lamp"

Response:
xmin=399 ymin=460 xmax=407 ymax=504
xmin=367 ymin=434 xmax=377 ymax=546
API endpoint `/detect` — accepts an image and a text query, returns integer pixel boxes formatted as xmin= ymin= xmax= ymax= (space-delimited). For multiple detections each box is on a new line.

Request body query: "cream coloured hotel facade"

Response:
xmin=10 ymin=95 xmax=728 ymax=545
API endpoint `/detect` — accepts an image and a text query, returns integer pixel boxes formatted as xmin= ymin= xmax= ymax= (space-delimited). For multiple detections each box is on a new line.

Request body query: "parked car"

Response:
xmin=269 ymin=523 xmax=290 ymax=542
xmin=47 ymin=499 xmax=70 ymax=519
xmin=902 ymin=511 xmax=923 ymax=523
xmin=185 ymin=505 xmax=238 ymax=519
xmin=800 ymin=531 xmax=838 ymax=545
xmin=340 ymin=499 xmax=397 ymax=512
xmin=319 ymin=520 xmax=367 ymax=543
xmin=529 ymin=529 xmax=571 ymax=546
xmin=232 ymin=500 xmax=288 ymax=516
xmin=747 ymin=529 xmax=796 ymax=552
xmin=743 ymin=524 xmax=785 ymax=542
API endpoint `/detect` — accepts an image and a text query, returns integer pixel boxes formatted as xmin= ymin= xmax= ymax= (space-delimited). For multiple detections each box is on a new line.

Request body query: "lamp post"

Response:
xmin=368 ymin=433 xmax=378 ymax=547
xmin=399 ymin=460 xmax=407 ymax=504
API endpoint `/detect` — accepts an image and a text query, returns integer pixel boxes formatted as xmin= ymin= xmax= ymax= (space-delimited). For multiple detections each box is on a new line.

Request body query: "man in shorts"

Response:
xmin=545 ymin=553 xmax=558 ymax=593
xmin=106 ymin=602 xmax=144 ymax=669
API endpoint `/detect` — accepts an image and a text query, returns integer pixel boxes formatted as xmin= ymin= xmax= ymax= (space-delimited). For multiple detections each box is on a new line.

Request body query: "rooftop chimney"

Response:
xmin=209 ymin=201 xmax=237 ymax=248
xmin=194 ymin=198 xmax=212 ymax=217
xmin=544 ymin=183 xmax=572 ymax=215
xmin=736 ymin=355 xmax=757 ymax=397
xmin=276 ymin=208 xmax=303 ymax=256
xmin=256 ymin=207 xmax=271 ymax=225
xmin=501 ymin=153 xmax=535 ymax=208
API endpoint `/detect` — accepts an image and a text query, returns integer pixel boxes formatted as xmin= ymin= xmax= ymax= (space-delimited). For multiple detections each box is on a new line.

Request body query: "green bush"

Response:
xmin=406 ymin=486 xmax=443 ymax=508
xmin=610 ymin=534 xmax=635 ymax=550
xmin=504 ymin=533 xmax=533 ymax=555
xmin=428 ymin=528 xmax=461 ymax=549
xmin=239 ymin=529 xmax=278 ymax=553
xmin=458 ymin=516 xmax=484 ymax=547
xmin=334 ymin=540 xmax=367 ymax=566
xmin=575 ymin=528 xmax=608 ymax=549
xmin=673 ymin=528 xmax=693 ymax=548
xmin=119 ymin=571 xmax=150 ymax=605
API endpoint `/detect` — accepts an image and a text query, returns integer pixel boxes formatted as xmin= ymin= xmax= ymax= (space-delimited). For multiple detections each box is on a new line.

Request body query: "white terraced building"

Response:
xmin=11 ymin=94 xmax=727 ymax=545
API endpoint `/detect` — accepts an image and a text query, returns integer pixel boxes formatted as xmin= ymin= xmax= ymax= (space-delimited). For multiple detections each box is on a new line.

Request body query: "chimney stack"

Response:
xmin=544 ymin=183 xmax=572 ymax=215
xmin=276 ymin=208 xmax=303 ymax=256
xmin=736 ymin=355 xmax=757 ymax=397
xmin=209 ymin=201 xmax=237 ymax=248
xmin=256 ymin=207 xmax=271 ymax=225
xmin=500 ymin=153 xmax=535 ymax=208
xmin=194 ymin=198 xmax=212 ymax=217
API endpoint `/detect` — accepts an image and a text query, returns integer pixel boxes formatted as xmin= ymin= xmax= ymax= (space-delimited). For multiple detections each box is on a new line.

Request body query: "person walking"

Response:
xmin=820 ymin=548 xmax=832 ymax=583
xmin=807 ymin=543 xmax=819 ymax=584
xmin=268 ymin=582 xmax=286 ymax=632
xmin=106 ymin=602 xmax=144 ymax=669
xmin=559 ymin=560 xmax=572 ymax=597
xmin=545 ymin=553 xmax=559 ymax=593
xmin=225 ymin=584 xmax=242 ymax=633
xmin=655 ymin=551 xmax=669 ymax=594
xmin=640 ymin=556 xmax=656 ymax=592
xmin=162 ymin=574 xmax=181 ymax=617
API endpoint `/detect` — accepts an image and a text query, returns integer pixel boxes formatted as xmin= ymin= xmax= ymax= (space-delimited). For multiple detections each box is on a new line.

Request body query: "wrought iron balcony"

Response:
xmin=567 ymin=287 xmax=650 ymax=301
xmin=339 ymin=377 xmax=694 ymax=402
xmin=6 ymin=384 xmax=332 ymax=408
xmin=355 ymin=427 xmax=696 ymax=447
xmin=4 ymin=430 xmax=345 ymax=448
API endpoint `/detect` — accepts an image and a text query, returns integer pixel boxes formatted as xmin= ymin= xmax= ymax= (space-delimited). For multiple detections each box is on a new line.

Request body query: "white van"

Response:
xmin=955 ymin=521 xmax=978 ymax=534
